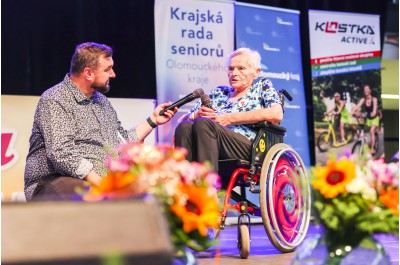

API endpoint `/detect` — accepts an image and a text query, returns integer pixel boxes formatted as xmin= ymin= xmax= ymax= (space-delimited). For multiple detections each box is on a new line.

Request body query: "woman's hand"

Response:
xmin=152 ymin=102 xmax=178 ymax=126
xmin=198 ymin=106 xmax=231 ymax=126
xmin=214 ymin=113 xmax=231 ymax=126
xmin=197 ymin=106 xmax=217 ymax=119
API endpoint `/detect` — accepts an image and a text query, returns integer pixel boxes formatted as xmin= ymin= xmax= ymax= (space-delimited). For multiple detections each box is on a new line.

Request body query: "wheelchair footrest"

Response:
xmin=219 ymin=216 xmax=226 ymax=230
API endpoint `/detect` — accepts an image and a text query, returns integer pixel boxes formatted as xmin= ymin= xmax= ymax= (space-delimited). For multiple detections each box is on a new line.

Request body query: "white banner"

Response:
xmin=309 ymin=10 xmax=384 ymax=163
xmin=154 ymin=0 xmax=234 ymax=143
xmin=309 ymin=10 xmax=380 ymax=59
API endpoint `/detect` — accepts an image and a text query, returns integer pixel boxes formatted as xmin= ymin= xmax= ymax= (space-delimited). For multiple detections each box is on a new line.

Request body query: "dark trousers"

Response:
xmin=32 ymin=176 xmax=88 ymax=201
xmin=174 ymin=118 xmax=252 ymax=171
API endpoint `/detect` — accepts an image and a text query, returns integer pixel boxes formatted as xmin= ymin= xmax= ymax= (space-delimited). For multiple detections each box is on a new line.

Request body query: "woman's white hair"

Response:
xmin=226 ymin=47 xmax=261 ymax=70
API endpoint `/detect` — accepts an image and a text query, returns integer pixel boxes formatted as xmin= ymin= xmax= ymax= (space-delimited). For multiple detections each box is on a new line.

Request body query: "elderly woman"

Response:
xmin=174 ymin=47 xmax=283 ymax=172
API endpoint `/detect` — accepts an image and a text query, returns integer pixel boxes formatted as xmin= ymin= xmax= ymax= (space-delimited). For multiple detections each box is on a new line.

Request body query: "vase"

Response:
xmin=172 ymin=246 xmax=198 ymax=265
xmin=291 ymin=232 xmax=392 ymax=265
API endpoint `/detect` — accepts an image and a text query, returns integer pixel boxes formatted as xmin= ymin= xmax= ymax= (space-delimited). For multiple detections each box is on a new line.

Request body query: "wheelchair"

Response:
xmin=213 ymin=90 xmax=311 ymax=259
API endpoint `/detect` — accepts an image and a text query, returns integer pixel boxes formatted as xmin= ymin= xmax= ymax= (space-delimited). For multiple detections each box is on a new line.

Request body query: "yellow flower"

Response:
xmin=379 ymin=188 xmax=399 ymax=216
xmin=170 ymin=185 xmax=220 ymax=237
xmin=312 ymin=158 xmax=356 ymax=199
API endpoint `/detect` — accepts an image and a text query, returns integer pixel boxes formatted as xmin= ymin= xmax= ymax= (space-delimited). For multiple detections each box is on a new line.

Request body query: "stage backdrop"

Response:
xmin=309 ymin=10 xmax=384 ymax=164
xmin=235 ymin=2 xmax=310 ymax=167
xmin=1 ymin=95 xmax=156 ymax=201
xmin=154 ymin=0 xmax=234 ymax=144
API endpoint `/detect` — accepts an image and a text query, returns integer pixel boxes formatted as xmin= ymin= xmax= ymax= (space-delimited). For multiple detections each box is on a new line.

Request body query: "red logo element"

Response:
xmin=2 ymin=130 xmax=19 ymax=170
xmin=325 ymin=22 xmax=338 ymax=33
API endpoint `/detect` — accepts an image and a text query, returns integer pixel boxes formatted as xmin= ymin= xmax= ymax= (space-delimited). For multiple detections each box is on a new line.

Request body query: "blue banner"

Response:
xmin=235 ymin=3 xmax=310 ymax=167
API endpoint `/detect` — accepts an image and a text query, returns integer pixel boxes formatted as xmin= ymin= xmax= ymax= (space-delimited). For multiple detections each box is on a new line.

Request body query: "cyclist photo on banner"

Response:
xmin=315 ymin=90 xmax=355 ymax=155
xmin=324 ymin=91 xmax=353 ymax=144
xmin=351 ymin=84 xmax=383 ymax=156
xmin=312 ymin=69 xmax=384 ymax=165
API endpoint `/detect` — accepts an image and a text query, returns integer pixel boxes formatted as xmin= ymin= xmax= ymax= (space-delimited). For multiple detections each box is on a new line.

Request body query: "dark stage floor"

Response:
xmin=193 ymin=223 xmax=399 ymax=265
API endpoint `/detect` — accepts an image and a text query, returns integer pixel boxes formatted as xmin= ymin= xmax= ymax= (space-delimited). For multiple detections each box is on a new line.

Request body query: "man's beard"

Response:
xmin=92 ymin=81 xmax=110 ymax=94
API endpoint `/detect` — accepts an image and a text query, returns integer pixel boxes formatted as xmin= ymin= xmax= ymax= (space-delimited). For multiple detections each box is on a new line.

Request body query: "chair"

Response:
xmin=214 ymin=96 xmax=311 ymax=258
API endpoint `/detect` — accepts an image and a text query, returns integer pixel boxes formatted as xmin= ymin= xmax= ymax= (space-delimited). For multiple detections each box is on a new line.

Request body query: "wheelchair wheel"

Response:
xmin=259 ymin=143 xmax=311 ymax=252
xmin=238 ymin=225 xmax=250 ymax=259
xmin=317 ymin=131 xmax=332 ymax=152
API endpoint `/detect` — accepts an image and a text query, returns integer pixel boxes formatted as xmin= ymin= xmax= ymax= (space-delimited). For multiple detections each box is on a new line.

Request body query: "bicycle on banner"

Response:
xmin=351 ymin=113 xmax=380 ymax=157
xmin=316 ymin=113 xmax=355 ymax=153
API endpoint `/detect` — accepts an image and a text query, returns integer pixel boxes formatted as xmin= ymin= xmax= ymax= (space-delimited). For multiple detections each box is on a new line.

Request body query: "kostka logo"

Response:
xmin=315 ymin=22 xmax=375 ymax=35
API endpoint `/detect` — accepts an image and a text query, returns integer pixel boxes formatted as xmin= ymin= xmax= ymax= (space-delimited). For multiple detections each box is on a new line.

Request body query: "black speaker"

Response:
xmin=2 ymin=196 xmax=173 ymax=265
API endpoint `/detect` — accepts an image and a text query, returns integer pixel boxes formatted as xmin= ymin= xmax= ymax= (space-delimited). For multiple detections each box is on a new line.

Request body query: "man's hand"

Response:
xmin=84 ymin=170 xmax=102 ymax=186
xmin=153 ymin=102 xmax=178 ymax=126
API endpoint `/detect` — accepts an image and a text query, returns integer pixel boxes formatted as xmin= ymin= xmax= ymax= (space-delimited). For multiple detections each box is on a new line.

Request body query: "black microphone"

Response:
xmin=201 ymin=94 xmax=213 ymax=109
xmin=159 ymin=88 xmax=204 ymax=115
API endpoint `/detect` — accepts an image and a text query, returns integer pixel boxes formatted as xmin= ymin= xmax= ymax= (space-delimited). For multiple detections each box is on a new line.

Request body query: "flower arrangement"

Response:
xmin=310 ymin=152 xmax=399 ymax=254
xmin=82 ymin=142 xmax=221 ymax=252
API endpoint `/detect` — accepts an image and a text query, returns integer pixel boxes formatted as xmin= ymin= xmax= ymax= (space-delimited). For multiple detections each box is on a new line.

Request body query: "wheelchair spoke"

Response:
xmin=259 ymin=143 xmax=311 ymax=252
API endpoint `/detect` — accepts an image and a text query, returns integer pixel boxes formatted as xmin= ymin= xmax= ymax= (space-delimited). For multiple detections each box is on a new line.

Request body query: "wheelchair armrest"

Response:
xmin=254 ymin=121 xmax=286 ymax=135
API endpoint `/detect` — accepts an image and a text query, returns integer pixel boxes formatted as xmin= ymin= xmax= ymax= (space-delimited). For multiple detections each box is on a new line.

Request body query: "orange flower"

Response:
xmin=84 ymin=171 xmax=140 ymax=201
xmin=379 ymin=188 xmax=399 ymax=216
xmin=170 ymin=147 xmax=187 ymax=162
xmin=170 ymin=185 xmax=220 ymax=237
xmin=312 ymin=158 xmax=356 ymax=199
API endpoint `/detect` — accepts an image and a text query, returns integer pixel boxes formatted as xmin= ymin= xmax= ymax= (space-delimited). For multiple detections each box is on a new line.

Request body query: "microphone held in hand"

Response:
xmin=201 ymin=94 xmax=212 ymax=109
xmin=159 ymin=88 xmax=204 ymax=115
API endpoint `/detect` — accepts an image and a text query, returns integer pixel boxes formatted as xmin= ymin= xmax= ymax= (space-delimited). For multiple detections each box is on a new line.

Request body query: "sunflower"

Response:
xmin=170 ymin=184 xmax=220 ymax=237
xmin=312 ymin=158 xmax=356 ymax=199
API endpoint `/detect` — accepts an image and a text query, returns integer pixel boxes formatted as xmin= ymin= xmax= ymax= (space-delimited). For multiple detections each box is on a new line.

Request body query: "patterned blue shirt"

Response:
xmin=189 ymin=78 xmax=282 ymax=141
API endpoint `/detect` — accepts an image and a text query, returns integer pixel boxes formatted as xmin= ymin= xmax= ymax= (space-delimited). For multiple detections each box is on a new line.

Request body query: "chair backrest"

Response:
xmin=250 ymin=122 xmax=286 ymax=166
xmin=248 ymin=88 xmax=290 ymax=168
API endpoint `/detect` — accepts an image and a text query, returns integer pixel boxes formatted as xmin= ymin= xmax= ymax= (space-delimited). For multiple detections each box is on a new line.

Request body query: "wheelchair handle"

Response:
xmin=279 ymin=89 xmax=293 ymax=101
